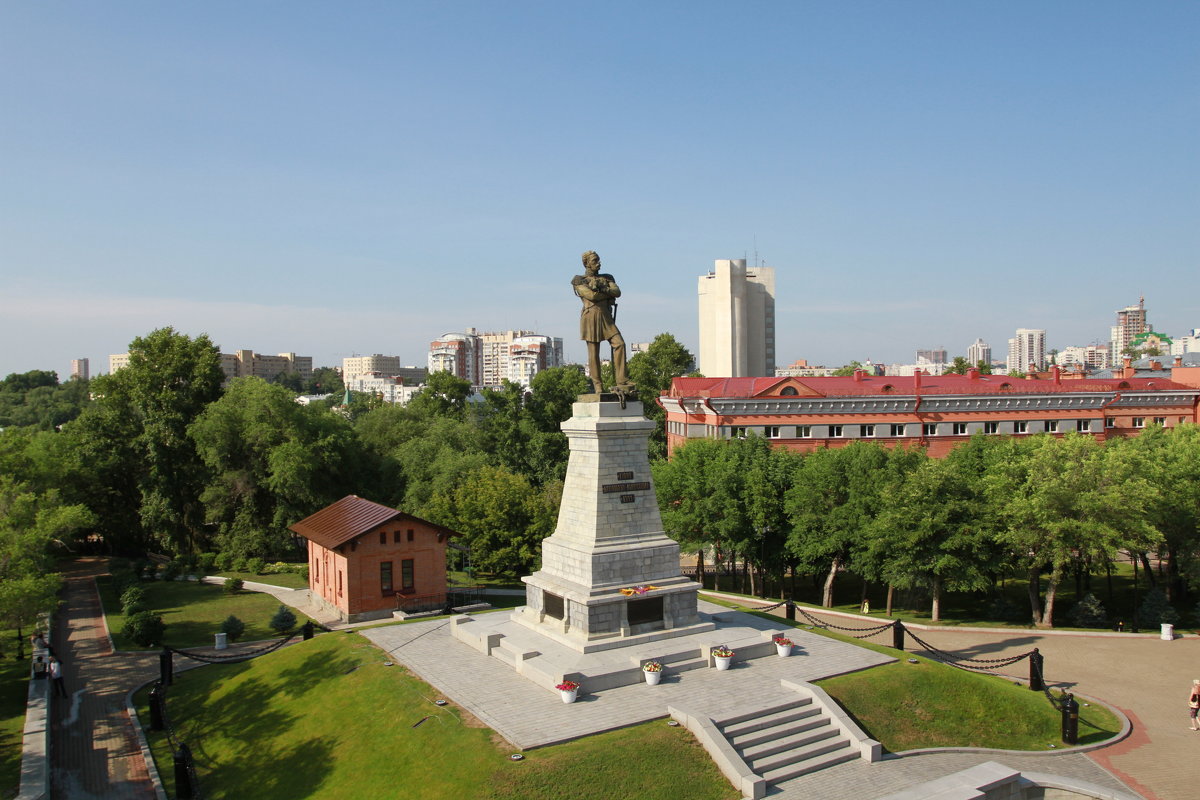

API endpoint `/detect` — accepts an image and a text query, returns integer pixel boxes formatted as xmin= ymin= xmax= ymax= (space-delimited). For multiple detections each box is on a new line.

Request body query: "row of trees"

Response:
xmin=654 ymin=425 xmax=1200 ymax=627
xmin=0 ymin=328 xmax=696 ymax=583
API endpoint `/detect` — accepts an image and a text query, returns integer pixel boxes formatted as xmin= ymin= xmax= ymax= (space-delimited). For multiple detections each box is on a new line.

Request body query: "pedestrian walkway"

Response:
xmin=719 ymin=597 xmax=1197 ymax=800
xmin=49 ymin=558 xmax=159 ymax=800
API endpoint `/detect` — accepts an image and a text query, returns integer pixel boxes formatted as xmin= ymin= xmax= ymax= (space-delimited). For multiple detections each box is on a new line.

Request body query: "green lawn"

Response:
xmin=702 ymin=598 xmax=1123 ymax=752
xmin=134 ymin=633 xmax=736 ymax=800
xmin=97 ymin=578 xmax=316 ymax=651
xmin=448 ymin=570 xmax=525 ymax=591
xmin=211 ymin=571 xmax=308 ymax=590
xmin=0 ymin=630 xmax=32 ymax=800
xmin=819 ymin=659 xmax=1121 ymax=752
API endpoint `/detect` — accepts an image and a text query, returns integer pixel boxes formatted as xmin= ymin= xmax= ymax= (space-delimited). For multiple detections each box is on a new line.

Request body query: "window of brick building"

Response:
xmin=381 ymin=562 xmax=393 ymax=595
xmin=401 ymin=559 xmax=415 ymax=592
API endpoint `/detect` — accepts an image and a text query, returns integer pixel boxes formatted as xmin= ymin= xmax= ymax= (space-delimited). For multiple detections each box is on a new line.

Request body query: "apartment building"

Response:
xmin=698 ymin=259 xmax=776 ymax=377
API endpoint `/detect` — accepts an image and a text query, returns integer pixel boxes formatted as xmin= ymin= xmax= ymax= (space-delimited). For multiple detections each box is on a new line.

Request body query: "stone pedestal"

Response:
xmin=512 ymin=399 xmax=710 ymax=652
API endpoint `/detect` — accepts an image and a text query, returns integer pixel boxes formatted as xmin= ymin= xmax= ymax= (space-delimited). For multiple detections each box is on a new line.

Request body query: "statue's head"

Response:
xmin=581 ymin=250 xmax=600 ymax=273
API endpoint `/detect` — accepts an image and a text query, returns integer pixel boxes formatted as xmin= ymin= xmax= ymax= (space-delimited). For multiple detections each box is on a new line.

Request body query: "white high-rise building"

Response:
xmin=1006 ymin=329 xmax=1047 ymax=373
xmin=1171 ymin=329 xmax=1200 ymax=356
xmin=70 ymin=358 xmax=89 ymax=381
xmin=1058 ymin=344 xmax=1110 ymax=369
xmin=343 ymin=354 xmax=402 ymax=381
xmin=697 ymin=259 xmax=776 ymax=377
xmin=966 ymin=339 xmax=991 ymax=367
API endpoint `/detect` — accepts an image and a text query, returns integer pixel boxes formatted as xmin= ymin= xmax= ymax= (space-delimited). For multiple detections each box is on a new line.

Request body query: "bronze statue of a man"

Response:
xmin=572 ymin=250 xmax=633 ymax=395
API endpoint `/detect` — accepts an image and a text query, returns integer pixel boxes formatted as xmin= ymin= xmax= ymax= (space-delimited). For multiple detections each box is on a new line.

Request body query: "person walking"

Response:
xmin=1190 ymin=679 xmax=1199 ymax=731
xmin=49 ymin=656 xmax=68 ymax=698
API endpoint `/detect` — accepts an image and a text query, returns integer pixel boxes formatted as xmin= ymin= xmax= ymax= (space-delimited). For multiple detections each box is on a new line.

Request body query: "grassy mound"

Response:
xmin=135 ymin=633 xmax=736 ymax=800
xmin=98 ymin=577 xmax=314 ymax=650
xmin=0 ymin=631 xmax=32 ymax=799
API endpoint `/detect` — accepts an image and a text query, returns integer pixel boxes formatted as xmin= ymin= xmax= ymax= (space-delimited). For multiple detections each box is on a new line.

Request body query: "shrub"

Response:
xmin=213 ymin=551 xmax=234 ymax=572
xmin=120 ymin=585 xmax=148 ymax=615
xmin=134 ymin=559 xmax=154 ymax=580
xmin=180 ymin=554 xmax=199 ymax=574
xmin=1067 ymin=593 xmax=1108 ymax=628
xmin=1139 ymin=587 xmax=1180 ymax=626
xmin=270 ymin=605 xmax=297 ymax=634
xmin=230 ymin=557 xmax=248 ymax=573
xmin=123 ymin=611 xmax=166 ymax=647
xmin=197 ymin=553 xmax=217 ymax=574
xmin=245 ymin=557 xmax=266 ymax=575
xmin=112 ymin=570 xmax=140 ymax=596
xmin=161 ymin=561 xmax=182 ymax=582
xmin=223 ymin=577 xmax=244 ymax=594
xmin=221 ymin=615 xmax=246 ymax=642
xmin=298 ymin=565 xmax=309 ymax=582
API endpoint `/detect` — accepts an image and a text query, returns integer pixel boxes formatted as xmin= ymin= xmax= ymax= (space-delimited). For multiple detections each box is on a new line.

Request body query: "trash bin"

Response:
xmin=215 ymin=632 xmax=228 ymax=650
xmin=1160 ymin=623 xmax=1174 ymax=641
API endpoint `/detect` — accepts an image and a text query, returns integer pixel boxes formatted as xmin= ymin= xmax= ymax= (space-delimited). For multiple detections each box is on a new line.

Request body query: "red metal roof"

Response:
xmin=289 ymin=495 xmax=457 ymax=550
xmin=667 ymin=374 xmax=1189 ymax=399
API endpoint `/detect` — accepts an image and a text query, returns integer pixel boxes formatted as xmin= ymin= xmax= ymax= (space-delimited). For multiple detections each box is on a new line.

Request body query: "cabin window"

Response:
xmin=765 ymin=426 xmax=780 ymax=438
xmin=337 ymin=571 xmax=343 ymax=597
xmin=923 ymin=423 xmax=937 ymax=436
xmin=393 ymin=530 xmax=401 ymax=543
xmin=828 ymin=425 xmax=843 ymax=437
xmin=953 ymin=423 xmax=968 ymax=435
xmin=1153 ymin=417 xmax=1165 ymax=426
xmin=1132 ymin=417 xmax=1144 ymax=429
xmin=381 ymin=562 xmax=393 ymax=595
xmin=984 ymin=422 xmax=999 ymax=434
xmin=1014 ymin=421 xmax=1028 ymax=434
xmin=1078 ymin=420 xmax=1092 ymax=432
xmin=401 ymin=559 xmax=415 ymax=592
xmin=1045 ymin=420 xmax=1059 ymax=433
xmin=859 ymin=424 xmax=875 ymax=437
xmin=379 ymin=531 xmax=386 ymax=545
xmin=407 ymin=529 xmax=414 ymax=542
xmin=890 ymin=424 xmax=905 ymax=436
xmin=780 ymin=386 xmax=798 ymax=396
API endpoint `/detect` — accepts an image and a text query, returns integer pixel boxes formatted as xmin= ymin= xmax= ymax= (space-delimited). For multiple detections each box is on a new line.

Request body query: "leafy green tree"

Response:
xmin=831 ymin=361 xmax=864 ymax=377
xmin=526 ymin=366 xmax=589 ymax=434
xmin=124 ymin=611 xmax=167 ymax=647
xmin=271 ymin=371 xmax=305 ymax=392
xmin=0 ymin=371 xmax=91 ymax=431
xmin=189 ymin=377 xmax=372 ymax=560
xmin=406 ymin=371 xmax=474 ymax=418
xmin=786 ymin=443 xmax=922 ymax=607
xmin=304 ymin=366 xmax=344 ymax=396
xmin=942 ymin=356 xmax=971 ymax=375
xmin=975 ymin=360 xmax=993 ymax=375
xmin=627 ymin=333 xmax=696 ymax=460
xmin=988 ymin=434 xmax=1161 ymax=627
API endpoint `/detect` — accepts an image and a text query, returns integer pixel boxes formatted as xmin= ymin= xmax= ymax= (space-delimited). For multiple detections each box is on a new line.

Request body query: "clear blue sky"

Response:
xmin=2 ymin=2 xmax=1197 ymax=378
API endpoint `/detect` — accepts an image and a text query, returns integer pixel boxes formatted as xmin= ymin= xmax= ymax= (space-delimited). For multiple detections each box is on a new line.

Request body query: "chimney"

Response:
xmin=1123 ymin=356 xmax=1132 ymax=369
xmin=1028 ymin=363 xmax=1038 ymax=376
xmin=853 ymin=368 xmax=865 ymax=382
xmin=913 ymin=369 xmax=922 ymax=391
xmin=1150 ymin=359 xmax=1162 ymax=370
xmin=967 ymin=367 xmax=979 ymax=380
xmin=1175 ymin=355 xmax=1184 ymax=367
xmin=1051 ymin=364 xmax=1061 ymax=384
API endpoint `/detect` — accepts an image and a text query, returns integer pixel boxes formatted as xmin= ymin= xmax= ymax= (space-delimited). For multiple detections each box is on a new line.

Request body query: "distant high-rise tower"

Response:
xmin=70 ymin=358 xmax=89 ymax=381
xmin=915 ymin=348 xmax=947 ymax=365
xmin=966 ymin=339 xmax=991 ymax=367
xmin=697 ymin=259 xmax=776 ymax=377
xmin=1006 ymin=329 xmax=1046 ymax=373
xmin=1111 ymin=297 xmax=1149 ymax=357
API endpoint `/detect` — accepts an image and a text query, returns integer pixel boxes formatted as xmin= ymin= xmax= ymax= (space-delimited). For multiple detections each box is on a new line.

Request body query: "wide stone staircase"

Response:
xmin=716 ymin=697 xmax=860 ymax=786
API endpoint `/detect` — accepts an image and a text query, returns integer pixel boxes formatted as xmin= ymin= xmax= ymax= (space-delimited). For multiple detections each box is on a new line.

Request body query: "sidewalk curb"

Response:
xmin=125 ymin=684 xmax=169 ymax=800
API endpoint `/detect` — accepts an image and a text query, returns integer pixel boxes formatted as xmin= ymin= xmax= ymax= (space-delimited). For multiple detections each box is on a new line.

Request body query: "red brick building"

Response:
xmin=661 ymin=368 xmax=1200 ymax=458
xmin=290 ymin=495 xmax=457 ymax=623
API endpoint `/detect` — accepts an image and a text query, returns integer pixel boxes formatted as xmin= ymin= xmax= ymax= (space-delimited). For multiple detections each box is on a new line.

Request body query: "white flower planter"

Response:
xmin=714 ymin=655 xmax=733 ymax=671
xmin=775 ymin=643 xmax=792 ymax=657
xmin=560 ymin=689 xmax=578 ymax=704
xmin=644 ymin=670 xmax=662 ymax=685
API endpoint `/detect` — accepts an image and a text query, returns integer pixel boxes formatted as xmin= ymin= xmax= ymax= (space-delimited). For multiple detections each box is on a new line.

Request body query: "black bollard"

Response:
xmin=785 ymin=597 xmax=795 ymax=622
xmin=302 ymin=620 xmax=314 ymax=641
xmin=1029 ymin=648 xmax=1043 ymax=691
xmin=1061 ymin=693 xmax=1079 ymax=745
xmin=149 ymin=683 xmax=164 ymax=731
xmin=159 ymin=647 xmax=173 ymax=686
xmin=174 ymin=743 xmax=194 ymax=799
xmin=892 ymin=620 xmax=905 ymax=651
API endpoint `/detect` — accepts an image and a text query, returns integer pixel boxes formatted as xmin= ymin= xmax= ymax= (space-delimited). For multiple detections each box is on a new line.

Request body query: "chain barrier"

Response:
xmin=796 ymin=607 xmax=894 ymax=639
xmin=168 ymin=628 xmax=301 ymax=664
xmin=153 ymin=627 xmax=308 ymax=798
xmin=904 ymin=628 xmax=1034 ymax=669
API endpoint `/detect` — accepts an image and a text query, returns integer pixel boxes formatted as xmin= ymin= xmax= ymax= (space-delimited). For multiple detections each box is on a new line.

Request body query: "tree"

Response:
xmin=626 ymin=333 xmax=696 ymax=460
xmin=78 ymin=328 xmax=225 ymax=553
xmin=975 ymin=360 xmax=993 ymax=375
xmin=124 ymin=611 xmax=166 ymax=647
xmin=406 ymin=371 xmax=474 ymax=418
xmin=270 ymin=605 xmax=297 ymax=633
xmin=189 ymin=377 xmax=371 ymax=560
xmin=942 ymin=356 xmax=971 ymax=375
xmin=221 ymin=614 xmax=246 ymax=641
xmin=832 ymin=361 xmax=865 ymax=377
xmin=988 ymin=434 xmax=1161 ymax=627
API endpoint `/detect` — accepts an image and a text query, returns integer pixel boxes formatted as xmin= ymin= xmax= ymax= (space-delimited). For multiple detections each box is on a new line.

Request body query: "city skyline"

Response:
xmin=2 ymin=3 xmax=1197 ymax=378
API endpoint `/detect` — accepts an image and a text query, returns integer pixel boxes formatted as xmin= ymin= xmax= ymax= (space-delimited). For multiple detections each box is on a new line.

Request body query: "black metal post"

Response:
xmin=149 ymin=683 xmax=164 ymax=731
xmin=1029 ymin=648 xmax=1043 ymax=691
xmin=159 ymin=647 xmax=173 ymax=686
xmin=174 ymin=743 xmax=194 ymax=799
xmin=1061 ymin=693 xmax=1079 ymax=745
xmin=302 ymin=620 xmax=314 ymax=641
xmin=891 ymin=620 xmax=905 ymax=651
xmin=784 ymin=597 xmax=795 ymax=622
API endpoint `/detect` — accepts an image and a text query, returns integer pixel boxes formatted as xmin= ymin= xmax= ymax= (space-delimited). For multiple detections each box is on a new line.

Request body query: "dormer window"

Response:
xmin=780 ymin=386 xmax=798 ymax=396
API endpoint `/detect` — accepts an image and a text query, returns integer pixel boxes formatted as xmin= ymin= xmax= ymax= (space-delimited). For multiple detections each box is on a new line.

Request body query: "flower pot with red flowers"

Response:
xmin=555 ymin=680 xmax=580 ymax=703
xmin=774 ymin=636 xmax=794 ymax=657
xmin=642 ymin=660 xmax=663 ymax=685
xmin=711 ymin=646 xmax=735 ymax=671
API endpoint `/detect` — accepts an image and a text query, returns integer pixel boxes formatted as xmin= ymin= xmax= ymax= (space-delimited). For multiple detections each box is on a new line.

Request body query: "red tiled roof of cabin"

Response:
xmin=667 ymin=374 xmax=1189 ymax=399
xmin=289 ymin=495 xmax=456 ymax=550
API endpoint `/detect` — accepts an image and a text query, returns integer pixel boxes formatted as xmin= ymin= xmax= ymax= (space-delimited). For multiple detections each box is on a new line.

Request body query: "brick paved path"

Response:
xmin=50 ymin=558 xmax=159 ymax=800
xmin=748 ymin=603 xmax=1200 ymax=800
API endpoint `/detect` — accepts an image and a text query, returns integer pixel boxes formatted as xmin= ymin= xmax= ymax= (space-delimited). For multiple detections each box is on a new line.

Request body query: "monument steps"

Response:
xmin=715 ymin=697 xmax=858 ymax=789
